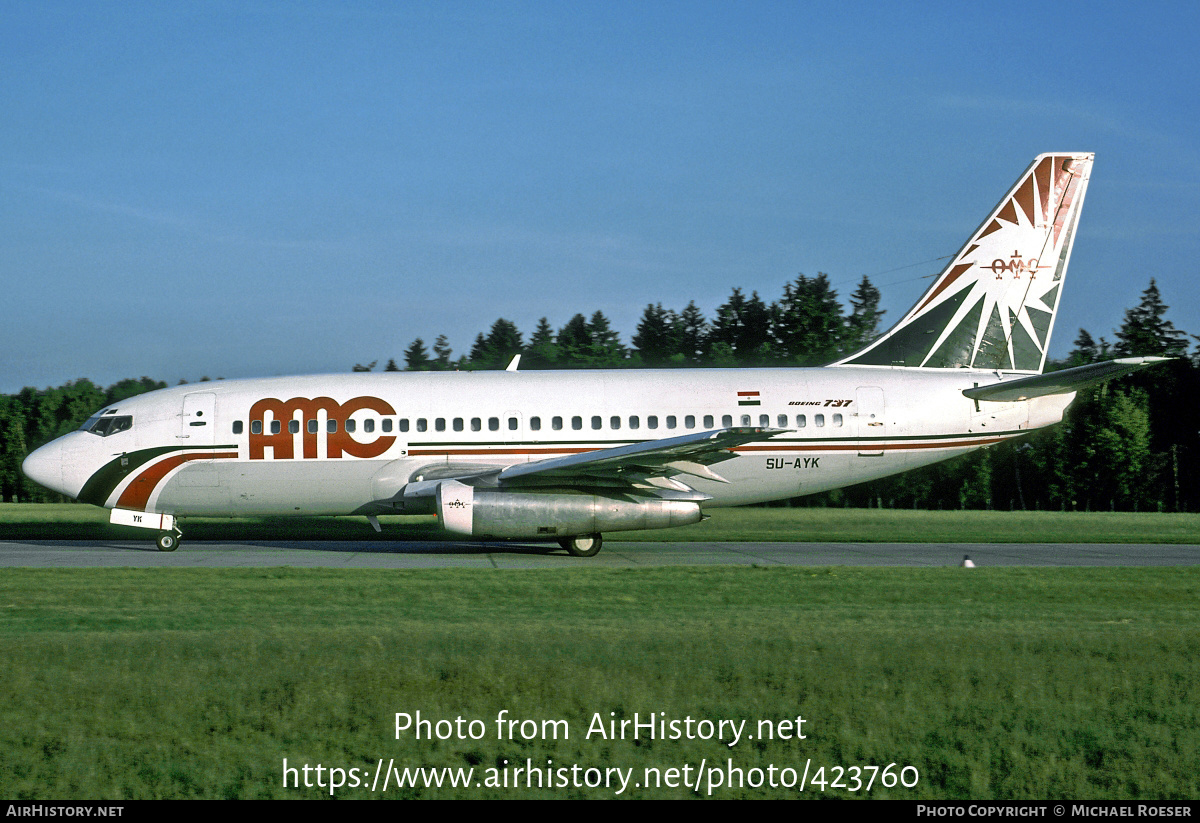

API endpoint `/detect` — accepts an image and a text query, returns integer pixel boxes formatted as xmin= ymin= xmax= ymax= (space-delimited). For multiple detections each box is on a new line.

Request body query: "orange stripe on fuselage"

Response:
xmin=116 ymin=452 xmax=238 ymax=511
xmin=407 ymin=435 xmax=1014 ymax=459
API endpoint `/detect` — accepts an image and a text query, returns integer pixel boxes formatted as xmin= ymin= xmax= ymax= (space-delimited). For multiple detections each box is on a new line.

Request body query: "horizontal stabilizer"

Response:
xmin=963 ymin=357 xmax=1172 ymax=402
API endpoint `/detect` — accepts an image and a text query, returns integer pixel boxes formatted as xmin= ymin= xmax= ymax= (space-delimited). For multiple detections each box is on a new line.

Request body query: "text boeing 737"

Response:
xmin=22 ymin=153 xmax=1168 ymax=555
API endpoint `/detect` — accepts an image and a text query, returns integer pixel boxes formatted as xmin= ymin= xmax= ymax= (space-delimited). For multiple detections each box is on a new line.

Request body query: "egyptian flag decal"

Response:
xmin=737 ymin=391 xmax=761 ymax=406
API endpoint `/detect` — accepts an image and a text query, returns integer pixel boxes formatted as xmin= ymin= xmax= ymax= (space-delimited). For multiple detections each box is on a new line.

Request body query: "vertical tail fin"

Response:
xmin=836 ymin=152 xmax=1094 ymax=373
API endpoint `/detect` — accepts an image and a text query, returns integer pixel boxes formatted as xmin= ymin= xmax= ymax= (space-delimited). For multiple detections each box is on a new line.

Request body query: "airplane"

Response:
xmin=22 ymin=152 xmax=1169 ymax=556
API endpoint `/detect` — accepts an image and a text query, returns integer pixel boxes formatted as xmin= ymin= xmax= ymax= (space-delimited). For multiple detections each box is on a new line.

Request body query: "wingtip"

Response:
xmin=1113 ymin=356 xmax=1173 ymax=365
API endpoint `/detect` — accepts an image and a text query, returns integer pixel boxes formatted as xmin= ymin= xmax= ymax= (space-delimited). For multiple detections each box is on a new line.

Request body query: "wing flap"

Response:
xmin=496 ymin=427 xmax=785 ymax=485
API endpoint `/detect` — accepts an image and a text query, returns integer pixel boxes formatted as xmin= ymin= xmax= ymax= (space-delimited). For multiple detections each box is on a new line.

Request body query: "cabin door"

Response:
xmin=855 ymin=386 xmax=885 ymax=456
xmin=180 ymin=392 xmax=216 ymax=446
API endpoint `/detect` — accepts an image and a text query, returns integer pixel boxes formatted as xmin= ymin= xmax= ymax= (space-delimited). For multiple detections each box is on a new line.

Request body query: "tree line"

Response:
xmin=1 ymin=378 xmax=167 ymax=503
xmin=2 ymin=275 xmax=1197 ymax=511
xmin=825 ymin=279 xmax=1199 ymax=513
xmin=361 ymin=273 xmax=884 ymax=372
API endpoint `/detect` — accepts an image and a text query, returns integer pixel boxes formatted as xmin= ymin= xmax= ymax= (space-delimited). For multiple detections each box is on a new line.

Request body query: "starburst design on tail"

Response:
xmin=838 ymin=153 xmax=1093 ymax=373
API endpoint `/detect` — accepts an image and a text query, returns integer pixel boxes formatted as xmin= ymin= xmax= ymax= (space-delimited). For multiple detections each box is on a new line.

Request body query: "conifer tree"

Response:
xmin=845 ymin=275 xmax=884 ymax=352
xmin=468 ymin=319 xmax=524 ymax=369
xmin=403 ymin=338 xmax=430 ymax=371
xmin=1115 ymin=279 xmax=1188 ymax=357
xmin=432 ymin=335 xmax=453 ymax=370
xmin=1066 ymin=329 xmax=1099 ymax=367
xmin=676 ymin=301 xmax=708 ymax=365
xmin=585 ymin=311 xmax=626 ymax=367
xmin=556 ymin=314 xmax=591 ymax=367
xmin=631 ymin=303 xmax=681 ymax=366
xmin=525 ymin=317 xmax=559 ymax=369
xmin=773 ymin=273 xmax=844 ymax=365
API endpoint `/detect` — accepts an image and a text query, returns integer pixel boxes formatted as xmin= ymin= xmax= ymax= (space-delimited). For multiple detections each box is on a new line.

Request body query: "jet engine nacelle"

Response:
xmin=435 ymin=480 xmax=702 ymax=539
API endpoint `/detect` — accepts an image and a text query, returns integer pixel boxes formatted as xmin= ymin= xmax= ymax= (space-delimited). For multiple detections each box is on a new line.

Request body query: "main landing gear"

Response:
xmin=559 ymin=533 xmax=603 ymax=557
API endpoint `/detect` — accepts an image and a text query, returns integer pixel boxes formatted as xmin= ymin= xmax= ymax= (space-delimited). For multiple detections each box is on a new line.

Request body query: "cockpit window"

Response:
xmin=84 ymin=415 xmax=133 ymax=437
xmin=79 ymin=413 xmax=106 ymax=432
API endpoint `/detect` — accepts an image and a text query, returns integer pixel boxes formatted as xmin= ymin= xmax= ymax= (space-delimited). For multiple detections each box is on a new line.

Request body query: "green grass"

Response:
xmin=1 ymin=566 xmax=1197 ymax=799
xmin=2 ymin=503 xmax=1200 ymax=543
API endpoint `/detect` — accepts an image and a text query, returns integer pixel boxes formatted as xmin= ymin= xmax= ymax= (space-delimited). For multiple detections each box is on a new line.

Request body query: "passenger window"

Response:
xmin=629 ymin=416 xmax=639 ymax=430
xmin=346 ymin=419 xmax=356 ymax=433
xmin=610 ymin=416 xmax=621 ymax=430
xmin=396 ymin=419 xmax=405 ymax=433
xmin=722 ymin=414 xmax=732 ymax=427
xmin=591 ymin=416 xmax=602 ymax=430
xmin=552 ymin=416 xmax=563 ymax=431
xmin=666 ymin=415 xmax=676 ymax=429
xmin=815 ymin=414 xmax=825 ymax=427
xmin=383 ymin=419 xmax=393 ymax=433
xmin=796 ymin=415 xmax=806 ymax=428
xmin=471 ymin=418 xmax=481 ymax=432
xmin=328 ymin=420 xmax=337 ymax=433
xmin=435 ymin=418 xmax=446 ymax=432
xmin=416 ymin=419 xmax=427 ymax=432
xmin=741 ymin=415 xmax=751 ymax=426
xmin=365 ymin=419 xmax=375 ymax=433
xmin=271 ymin=421 xmax=282 ymax=434
xmin=289 ymin=421 xmax=299 ymax=434
xmin=508 ymin=417 xmax=518 ymax=431
xmin=251 ymin=421 xmax=261 ymax=435
xmin=572 ymin=416 xmax=583 ymax=430
xmin=833 ymin=413 xmax=843 ymax=427
xmin=234 ymin=421 xmax=244 ymax=434
xmin=685 ymin=415 xmax=696 ymax=429
xmin=453 ymin=418 xmax=464 ymax=432
xmin=778 ymin=415 xmax=787 ymax=427
xmin=648 ymin=416 xmax=658 ymax=429
xmin=530 ymin=417 xmax=540 ymax=431
xmin=307 ymin=420 xmax=318 ymax=434
xmin=760 ymin=414 xmax=769 ymax=427
xmin=488 ymin=417 xmax=499 ymax=432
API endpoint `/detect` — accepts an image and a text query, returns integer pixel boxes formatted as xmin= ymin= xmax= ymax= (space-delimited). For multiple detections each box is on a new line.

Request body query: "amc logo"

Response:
xmin=987 ymin=250 xmax=1050 ymax=280
xmin=248 ymin=396 xmax=397 ymax=460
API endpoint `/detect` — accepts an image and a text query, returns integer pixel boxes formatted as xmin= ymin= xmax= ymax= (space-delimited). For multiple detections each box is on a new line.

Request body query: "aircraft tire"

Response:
xmin=561 ymin=533 xmax=602 ymax=557
xmin=156 ymin=532 xmax=179 ymax=552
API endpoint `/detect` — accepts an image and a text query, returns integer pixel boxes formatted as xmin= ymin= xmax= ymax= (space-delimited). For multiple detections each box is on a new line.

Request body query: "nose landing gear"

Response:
xmin=110 ymin=508 xmax=182 ymax=552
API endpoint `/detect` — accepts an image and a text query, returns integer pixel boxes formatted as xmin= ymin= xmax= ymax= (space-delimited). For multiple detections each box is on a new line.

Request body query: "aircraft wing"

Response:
xmin=962 ymin=357 xmax=1172 ymax=402
xmin=497 ymin=426 xmax=785 ymax=487
xmin=399 ymin=427 xmax=785 ymax=499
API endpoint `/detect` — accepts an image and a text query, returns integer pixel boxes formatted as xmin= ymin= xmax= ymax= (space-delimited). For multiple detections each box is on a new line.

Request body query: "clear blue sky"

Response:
xmin=3 ymin=1 xmax=1198 ymax=392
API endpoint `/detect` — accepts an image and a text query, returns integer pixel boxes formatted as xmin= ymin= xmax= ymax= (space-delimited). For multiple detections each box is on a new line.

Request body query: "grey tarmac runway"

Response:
xmin=2 ymin=539 xmax=1198 ymax=568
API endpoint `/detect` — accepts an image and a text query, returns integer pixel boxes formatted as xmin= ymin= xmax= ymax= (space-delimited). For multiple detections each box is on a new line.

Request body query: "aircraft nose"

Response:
xmin=22 ymin=440 xmax=67 ymax=496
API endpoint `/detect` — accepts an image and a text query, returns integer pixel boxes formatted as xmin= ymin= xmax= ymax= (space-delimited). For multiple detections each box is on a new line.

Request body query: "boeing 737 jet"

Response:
xmin=22 ymin=153 xmax=1167 ymax=555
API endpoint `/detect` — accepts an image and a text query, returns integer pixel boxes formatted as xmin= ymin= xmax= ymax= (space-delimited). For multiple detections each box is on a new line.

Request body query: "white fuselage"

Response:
xmin=24 ymin=367 xmax=1073 ymax=519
